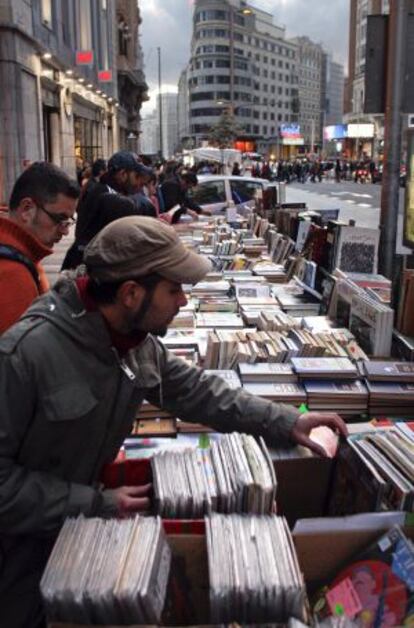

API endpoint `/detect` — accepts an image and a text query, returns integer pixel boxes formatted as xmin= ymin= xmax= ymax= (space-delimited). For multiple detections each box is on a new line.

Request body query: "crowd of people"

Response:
xmin=227 ymin=157 xmax=381 ymax=184
xmin=0 ymin=152 xmax=346 ymax=626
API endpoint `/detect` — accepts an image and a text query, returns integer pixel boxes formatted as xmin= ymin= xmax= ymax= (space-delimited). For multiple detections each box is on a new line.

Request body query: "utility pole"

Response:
xmin=379 ymin=0 xmax=408 ymax=280
xmin=229 ymin=6 xmax=235 ymax=111
xmin=310 ymin=119 xmax=315 ymax=156
xmin=157 ymin=46 xmax=164 ymax=159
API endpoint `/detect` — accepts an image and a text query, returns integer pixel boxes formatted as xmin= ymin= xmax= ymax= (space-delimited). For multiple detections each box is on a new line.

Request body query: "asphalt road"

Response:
xmin=285 ymin=179 xmax=410 ymax=254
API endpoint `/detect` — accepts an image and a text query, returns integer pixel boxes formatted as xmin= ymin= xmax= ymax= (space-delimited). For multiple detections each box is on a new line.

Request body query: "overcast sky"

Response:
xmin=140 ymin=0 xmax=350 ymax=114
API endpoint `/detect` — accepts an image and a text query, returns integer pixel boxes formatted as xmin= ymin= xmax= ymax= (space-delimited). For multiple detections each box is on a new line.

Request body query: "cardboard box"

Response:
xmin=293 ymin=516 xmax=414 ymax=594
xmin=101 ymin=455 xmax=334 ymax=527
xmin=49 ymin=517 xmax=414 ymax=627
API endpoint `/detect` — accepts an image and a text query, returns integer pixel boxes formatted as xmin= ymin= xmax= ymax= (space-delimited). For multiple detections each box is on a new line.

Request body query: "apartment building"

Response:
xmin=184 ymin=0 xmax=300 ymax=154
xmin=291 ymin=36 xmax=326 ymax=151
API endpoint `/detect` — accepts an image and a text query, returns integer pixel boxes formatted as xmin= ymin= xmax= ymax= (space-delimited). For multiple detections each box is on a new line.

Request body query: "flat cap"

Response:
xmin=84 ymin=216 xmax=211 ymax=285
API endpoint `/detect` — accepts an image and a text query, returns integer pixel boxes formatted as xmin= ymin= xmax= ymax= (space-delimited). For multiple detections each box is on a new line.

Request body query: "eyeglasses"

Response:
xmin=35 ymin=203 xmax=76 ymax=228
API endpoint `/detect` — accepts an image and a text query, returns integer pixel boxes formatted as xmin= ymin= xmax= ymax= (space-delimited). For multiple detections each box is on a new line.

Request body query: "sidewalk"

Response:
xmin=43 ymin=231 xmax=73 ymax=287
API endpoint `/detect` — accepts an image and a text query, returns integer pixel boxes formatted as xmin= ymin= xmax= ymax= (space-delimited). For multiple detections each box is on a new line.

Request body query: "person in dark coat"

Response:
xmin=61 ymin=151 xmax=151 ymax=270
xmin=232 ymin=162 xmax=242 ymax=176
xmin=158 ymin=170 xmax=203 ymax=219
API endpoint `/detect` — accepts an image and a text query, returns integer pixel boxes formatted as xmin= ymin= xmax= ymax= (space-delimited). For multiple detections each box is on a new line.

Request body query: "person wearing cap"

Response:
xmin=0 ymin=216 xmax=346 ymax=626
xmin=61 ymin=150 xmax=151 ymax=270
xmin=158 ymin=169 xmax=206 ymax=219
xmin=0 ymin=216 xmax=345 ymax=626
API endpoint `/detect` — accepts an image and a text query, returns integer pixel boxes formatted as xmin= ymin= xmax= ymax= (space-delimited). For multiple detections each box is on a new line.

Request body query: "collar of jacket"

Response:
xmin=0 ymin=215 xmax=52 ymax=263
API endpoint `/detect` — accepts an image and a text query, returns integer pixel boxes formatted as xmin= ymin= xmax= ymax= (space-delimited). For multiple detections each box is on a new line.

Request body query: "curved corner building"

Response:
xmin=188 ymin=0 xmax=300 ymax=152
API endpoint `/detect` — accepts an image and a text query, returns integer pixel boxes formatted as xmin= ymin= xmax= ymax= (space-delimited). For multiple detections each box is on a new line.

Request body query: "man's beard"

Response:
xmin=150 ymin=326 xmax=168 ymax=337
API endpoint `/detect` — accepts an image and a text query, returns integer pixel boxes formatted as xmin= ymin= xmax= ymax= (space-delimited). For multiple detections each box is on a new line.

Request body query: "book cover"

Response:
xmin=313 ymin=525 xmax=414 ymax=626
xmin=335 ymin=226 xmax=380 ymax=274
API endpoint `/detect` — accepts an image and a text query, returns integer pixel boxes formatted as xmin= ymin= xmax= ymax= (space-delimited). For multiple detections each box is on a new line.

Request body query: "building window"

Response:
xmin=195 ymin=10 xmax=228 ymax=22
xmin=76 ymin=0 xmax=92 ymax=49
xmin=41 ymin=0 xmax=53 ymax=26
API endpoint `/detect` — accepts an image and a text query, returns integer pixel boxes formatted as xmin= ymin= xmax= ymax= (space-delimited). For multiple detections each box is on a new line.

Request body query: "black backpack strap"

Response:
xmin=0 ymin=244 xmax=41 ymax=292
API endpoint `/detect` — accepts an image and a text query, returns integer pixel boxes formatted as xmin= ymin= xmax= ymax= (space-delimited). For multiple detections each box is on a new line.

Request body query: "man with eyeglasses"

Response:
xmin=0 ymin=161 xmax=79 ymax=334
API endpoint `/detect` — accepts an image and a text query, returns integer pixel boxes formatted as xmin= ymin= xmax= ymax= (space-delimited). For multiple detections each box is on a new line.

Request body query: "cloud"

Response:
xmin=139 ymin=0 xmax=349 ymax=114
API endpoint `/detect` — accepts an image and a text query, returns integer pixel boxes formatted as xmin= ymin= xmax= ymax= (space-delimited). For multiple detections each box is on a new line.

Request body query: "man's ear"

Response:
xmin=14 ymin=197 xmax=36 ymax=225
xmin=117 ymin=280 xmax=145 ymax=309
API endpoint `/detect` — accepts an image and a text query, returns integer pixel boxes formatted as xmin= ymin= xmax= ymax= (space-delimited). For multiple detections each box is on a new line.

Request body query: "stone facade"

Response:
xmin=0 ymin=0 xmax=148 ymax=203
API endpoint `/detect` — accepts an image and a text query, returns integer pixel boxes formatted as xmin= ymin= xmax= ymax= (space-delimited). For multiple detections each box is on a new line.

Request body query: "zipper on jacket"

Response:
xmin=112 ymin=347 xmax=136 ymax=381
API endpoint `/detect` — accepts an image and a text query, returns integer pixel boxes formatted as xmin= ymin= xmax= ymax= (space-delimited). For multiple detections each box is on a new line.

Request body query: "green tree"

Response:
xmin=208 ymin=110 xmax=245 ymax=148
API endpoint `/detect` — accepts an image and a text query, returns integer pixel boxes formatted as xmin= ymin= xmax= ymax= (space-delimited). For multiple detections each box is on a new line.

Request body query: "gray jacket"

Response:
xmin=0 ymin=278 xmax=299 ymax=625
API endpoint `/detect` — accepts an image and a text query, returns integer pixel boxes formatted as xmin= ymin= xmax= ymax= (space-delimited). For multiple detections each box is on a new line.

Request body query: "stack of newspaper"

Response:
xmin=152 ymin=433 xmax=276 ymax=518
xmin=40 ymin=515 xmax=171 ymax=625
xmin=206 ymin=513 xmax=307 ymax=624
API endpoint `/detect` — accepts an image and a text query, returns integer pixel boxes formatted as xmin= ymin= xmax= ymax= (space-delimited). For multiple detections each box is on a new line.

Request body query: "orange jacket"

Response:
xmin=0 ymin=215 xmax=52 ymax=334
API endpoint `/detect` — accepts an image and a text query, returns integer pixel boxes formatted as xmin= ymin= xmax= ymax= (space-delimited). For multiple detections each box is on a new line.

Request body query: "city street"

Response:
xmin=287 ymin=180 xmax=384 ymax=229
xmin=286 ymin=179 xmax=410 ymax=255
xmin=42 ymin=180 xmax=409 ymax=286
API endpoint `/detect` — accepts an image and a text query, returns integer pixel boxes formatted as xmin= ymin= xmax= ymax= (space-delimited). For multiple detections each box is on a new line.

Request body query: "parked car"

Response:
xmin=187 ymin=175 xmax=279 ymax=215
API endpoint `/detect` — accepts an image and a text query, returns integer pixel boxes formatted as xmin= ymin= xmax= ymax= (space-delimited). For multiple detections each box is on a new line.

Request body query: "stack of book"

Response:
xmin=363 ymin=361 xmax=414 ymax=417
xmin=289 ymin=329 xmax=348 ymax=358
xmin=191 ymin=280 xmax=231 ymax=299
xmin=268 ymin=231 xmax=296 ymax=264
xmin=257 ymin=310 xmax=302 ymax=333
xmin=303 ymin=380 xmax=369 ymax=417
xmin=40 ymin=515 xmax=171 ymax=625
xmin=239 ymin=362 xmax=298 ymax=384
xmin=243 ymin=382 xmax=307 ymax=405
xmin=206 ymin=513 xmax=307 ymax=624
xmin=212 ymin=238 xmax=240 ymax=256
xmin=347 ymin=424 xmax=414 ymax=510
xmin=240 ymin=303 xmax=284 ymax=326
xmin=349 ymin=292 xmax=394 ymax=357
xmin=195 ymin=312 xmax=244 ymax=329
xmin=331 ymin=271 xmax=394 ymax=357
xmin=291 ymin=357 xmax=359 ymax=380
xmin=205 ymin=330 xmax=300 ymax=369
xmin=276 ymin=292 xmax=321 ymax=316
xmin=151 ymin=432 xmax=276 ymax=517
xmin=252 ymin=260 xmax=288 ymax=282
xmin=168 ymin=309 xmax=196 ymax=329
xmin=197 ymin=295 xmax=238 ymax=312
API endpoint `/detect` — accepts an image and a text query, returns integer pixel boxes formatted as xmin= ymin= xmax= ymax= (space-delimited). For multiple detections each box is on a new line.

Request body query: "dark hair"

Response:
xmin=180 ymin=171 xmax=198 ymax=186
xmin=9 ymin=162 xmax=80 ymax=210
xmin=86 ymin=273 xmax=163 ymax=305
xmin=92 ymin=159 xmax=107 ymax=178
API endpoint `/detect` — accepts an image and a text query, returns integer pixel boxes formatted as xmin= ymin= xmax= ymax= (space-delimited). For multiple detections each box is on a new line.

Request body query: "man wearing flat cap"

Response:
xmin=0 ymin=217 xmax=346 ymax=626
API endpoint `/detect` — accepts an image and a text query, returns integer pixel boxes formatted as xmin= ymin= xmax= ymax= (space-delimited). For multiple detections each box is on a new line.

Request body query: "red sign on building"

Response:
xmin=98 ymin=69 xmax=113 ymax=83
xmin=76 ymin=50 xmax=94 ymax=65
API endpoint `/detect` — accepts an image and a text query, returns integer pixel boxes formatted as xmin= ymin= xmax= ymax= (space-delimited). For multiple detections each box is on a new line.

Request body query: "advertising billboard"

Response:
xmin=280 ymin=124 xmax=301 ymax=139
xmin=324 ymin=125 xmax=347 ymax=140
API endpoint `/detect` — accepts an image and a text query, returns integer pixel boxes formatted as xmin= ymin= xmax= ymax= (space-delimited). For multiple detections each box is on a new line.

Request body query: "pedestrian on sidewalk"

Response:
xmin=0 ymin=162 xmax=79 ymax=334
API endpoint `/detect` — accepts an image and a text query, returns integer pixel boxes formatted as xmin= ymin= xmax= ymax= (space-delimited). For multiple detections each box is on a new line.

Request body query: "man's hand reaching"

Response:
xmin=108 ymin=484 xmax=152 ymax=517
xmin=290 ymin=412 xmax=348 ymax=457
